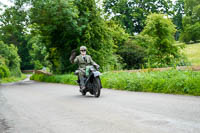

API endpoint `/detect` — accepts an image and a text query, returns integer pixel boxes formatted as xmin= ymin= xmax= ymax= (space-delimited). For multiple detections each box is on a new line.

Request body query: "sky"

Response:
xmin=0 ymin=0 xmax=13 ymax=7
xmin=0 ymin=0 xmax=13 ymax=14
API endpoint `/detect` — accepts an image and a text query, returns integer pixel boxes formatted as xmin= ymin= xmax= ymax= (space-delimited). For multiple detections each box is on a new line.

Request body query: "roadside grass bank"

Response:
xmin=30 ymin=70 xmax=200 ymax=96
xmin=183 ymin=43 xmax=200 ymax=66
xmin=30 ymin=74 xmax=77 ymax=85
xmin=0 ymin=74 xmax=27 ymax=83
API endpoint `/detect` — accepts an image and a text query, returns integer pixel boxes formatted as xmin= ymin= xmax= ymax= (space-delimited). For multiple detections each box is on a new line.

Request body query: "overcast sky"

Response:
xmin=0 ymin=0 xmax=13 ymax=7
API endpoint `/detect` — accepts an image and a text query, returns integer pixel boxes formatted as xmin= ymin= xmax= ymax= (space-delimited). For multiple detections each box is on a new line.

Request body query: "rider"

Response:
xmin=70 ymin=46 xmax=99 ymax=91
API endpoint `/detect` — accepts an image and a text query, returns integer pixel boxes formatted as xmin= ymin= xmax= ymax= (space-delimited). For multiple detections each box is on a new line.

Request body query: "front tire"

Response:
xmin=93 ymin=77 xmax=101 ymax=98
xmin=80 ymin=86 xmax=86 ymax=96
xmin=81 ymin=91 xmax=86 ymax=96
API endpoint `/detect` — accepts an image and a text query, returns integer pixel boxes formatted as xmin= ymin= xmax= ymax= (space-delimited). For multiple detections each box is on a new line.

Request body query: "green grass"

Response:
xmin=30 ymin=74 xmax=77 ymax=85
xmin=1 ymin=74 xmax=27 ymax=83
xmin=101 ymin=70 xmax=200 ymax=96
xmin=31 ymin=70 xmax=200 ymax=96
xmin=183 ymin=43 xmax=200 ymax=66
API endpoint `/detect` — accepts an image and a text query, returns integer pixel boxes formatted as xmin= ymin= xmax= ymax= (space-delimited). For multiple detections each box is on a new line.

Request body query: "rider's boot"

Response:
xmin=80 ymin=85 xmax=86 ymax=92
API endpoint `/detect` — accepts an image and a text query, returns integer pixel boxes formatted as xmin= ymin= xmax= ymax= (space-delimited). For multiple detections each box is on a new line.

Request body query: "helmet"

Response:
xmin=80 ymin=46 xmax=87 ymax=51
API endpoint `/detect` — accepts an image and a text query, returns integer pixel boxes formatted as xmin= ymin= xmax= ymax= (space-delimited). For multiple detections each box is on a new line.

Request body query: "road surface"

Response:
xmin=0 ymin=77 xmax=200 ymax=133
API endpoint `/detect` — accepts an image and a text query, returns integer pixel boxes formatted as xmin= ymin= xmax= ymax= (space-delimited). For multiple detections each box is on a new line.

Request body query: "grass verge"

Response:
xmin=30 ymin=74 xmax=77 ymax=85
xmin=183 ymin=43 xmax=200 ymax=66
xmin=1 ymin=74 xmax=27 ymax=83
xmin=31 ymin=70 xmax=200 ymax=96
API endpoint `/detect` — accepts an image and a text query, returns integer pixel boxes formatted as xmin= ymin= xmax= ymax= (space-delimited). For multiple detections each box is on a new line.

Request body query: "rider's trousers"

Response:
xmin=78 ymin=69 xmax=85 ymax=87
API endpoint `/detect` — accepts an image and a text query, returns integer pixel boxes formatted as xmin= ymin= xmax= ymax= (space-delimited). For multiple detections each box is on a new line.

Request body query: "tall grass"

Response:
xmin=101 ymin=70 xmax=200 ymax=96
xmin=31 ymin=70 xmax=200 ymax=96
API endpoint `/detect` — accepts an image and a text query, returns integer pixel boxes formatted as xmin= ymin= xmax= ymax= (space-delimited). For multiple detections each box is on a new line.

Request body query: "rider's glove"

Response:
xmin=95 ymin=64 xmax=100 ymax=70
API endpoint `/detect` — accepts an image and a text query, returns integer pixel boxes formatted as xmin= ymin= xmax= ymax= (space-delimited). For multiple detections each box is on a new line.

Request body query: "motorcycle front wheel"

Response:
xmin=93 ymin=77 xmax=101 ymax=98
xmin=80 ymin=86 xmax=86 ymax=96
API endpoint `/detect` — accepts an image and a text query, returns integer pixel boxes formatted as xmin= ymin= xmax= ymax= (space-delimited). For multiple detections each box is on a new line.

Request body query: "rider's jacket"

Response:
xmin=74 ymin=55 xmax=97 ymax=70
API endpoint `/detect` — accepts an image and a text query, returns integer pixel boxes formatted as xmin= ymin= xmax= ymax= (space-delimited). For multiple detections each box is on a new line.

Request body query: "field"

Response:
xmin=183 ymin=43 xmax=200 ymax=66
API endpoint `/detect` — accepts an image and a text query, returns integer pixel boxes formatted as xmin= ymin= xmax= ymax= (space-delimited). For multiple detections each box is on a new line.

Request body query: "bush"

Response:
xmin=0 ymin=55 xmax=6 ymax=66
xmin=117 ymin=39 xmax=147 ymax=69
xmin=180 ymin=22 xmax=200 ymax=43
xmin=0 ymin=65 xmax=10 ymax=78
xmin=132 ymin=34 xmax=154 ymax=48
xmin=0 ymin=41 xmax=21 ymax=77
xmin=141 ymin=13 xmax=183 ymax=68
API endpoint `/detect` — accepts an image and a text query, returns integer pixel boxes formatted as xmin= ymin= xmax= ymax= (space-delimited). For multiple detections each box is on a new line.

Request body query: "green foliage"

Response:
xmin=0 ymin=5 xmax=33 ymax=70
xmin=184 ymin=0 xmax=200 ymax=15
xmin=29 ymin=0 xmax=80 ymax=73
xmin=180 ymin=22 xmax=200 ymax=43
xmin=27 ymin=0 xmax=122 ymax=73
xmin=180 ymin=0 xmax=200 ymax=43
xmin=1 ymin=74 xmax=27 ymax=83
xmin=141 ymin=13 xmax=183 ymax=67
xmin=103 ymin=0 xmax=173 ymax=34
xmin=0 ymin=41 xmax=21 ymax=77
xmin=117 ymin=39 xmax=147 ymax=69
xmin=75 ymin=0 xmax=123 ymax=72
xmin=0 ymin=65 xmax=10 ymax=78
xmin=0 ymin=55 xmax=6 ymax=66
xmin=27 ymin=25 xmax=51 ymax=70
xmin=101 ymin=70 xmax=200 ymax=96
xmin=132 ymin=34 xmax=155 ymax=48
xmin=30 ymin=74 xmax=77 ymax=85
xmin=31 ymin=70 xmax=200 ymax=96
xmin=172 ymin=0 xmax=185 ymax=40
xmin=105 ymin=20 xmax=129 ymax=48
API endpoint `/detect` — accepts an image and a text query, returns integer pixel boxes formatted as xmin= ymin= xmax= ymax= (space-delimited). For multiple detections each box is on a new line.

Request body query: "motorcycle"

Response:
xmin=75 ymin=65 xmax=102 ymax=98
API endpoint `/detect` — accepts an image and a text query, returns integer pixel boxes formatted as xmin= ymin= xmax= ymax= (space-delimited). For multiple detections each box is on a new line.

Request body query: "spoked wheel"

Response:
xmin=93 ymin=77 xmax=101 ymax=98
xmin=80 ymin=87 xmax=86 ymax=96
xmin=81 ymin=91 xmax=86 ymax=96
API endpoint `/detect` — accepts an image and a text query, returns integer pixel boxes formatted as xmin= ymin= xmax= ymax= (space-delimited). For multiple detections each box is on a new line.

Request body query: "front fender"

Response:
xmin=93 ymin=71 xmax=101 ymax=77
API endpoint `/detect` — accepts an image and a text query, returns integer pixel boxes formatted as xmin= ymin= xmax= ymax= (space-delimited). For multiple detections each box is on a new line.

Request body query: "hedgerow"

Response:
xmin=30 ymin=70 xmax=200 ymax=96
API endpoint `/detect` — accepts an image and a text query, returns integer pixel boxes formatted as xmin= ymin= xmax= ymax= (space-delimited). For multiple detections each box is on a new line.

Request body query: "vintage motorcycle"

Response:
xmin=75 ymin=65 xmax=102 ymax=98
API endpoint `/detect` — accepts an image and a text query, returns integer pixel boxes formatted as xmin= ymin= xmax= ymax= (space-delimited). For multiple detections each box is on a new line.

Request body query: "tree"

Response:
xmin=28 ymin=0 xmax=121 ymax=73
xmin=141 ymin=14 xmax=182 ymax=67
xmin=0 ymin=41 xmax=21 ymax=77
xmin=74 ymin=0 xmax=122 ymax=71
xmin=27 ymin=24 xmax=50 ymax=70
xmin=180 ymin=0 xmax=200 ymax=43
xmin=172 ymin=0 xmax=185 ymax=40
xmin=117 ymin=39 xmax=147 ymax=69
xmin=28 ymin=0 xmax=81 ymax=73
xmin=0 ymin=4 xmax=33 ymax=70
xmin=103 ymin=0 xmax=173 ymax=34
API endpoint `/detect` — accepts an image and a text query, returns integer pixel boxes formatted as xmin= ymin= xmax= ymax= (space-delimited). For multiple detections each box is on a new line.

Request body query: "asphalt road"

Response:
xmin=0 ymin=77 xmax=200 ymax=133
